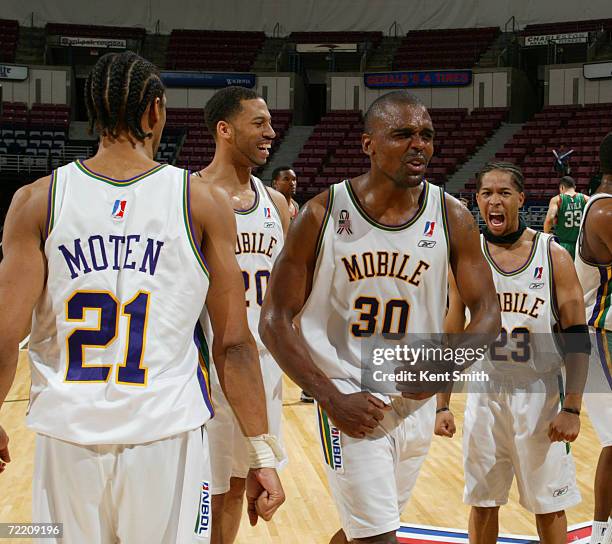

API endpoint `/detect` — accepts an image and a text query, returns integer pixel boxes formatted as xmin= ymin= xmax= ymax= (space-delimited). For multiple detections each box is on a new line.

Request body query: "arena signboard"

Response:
xmin=364 ymin=70 xmax=472 ymax=88
xmin=59 ymin=36 xmax=126 ymax=48
xmin=524 ymin=32 xmax=588 ymax=46
xmin=161 ymin=72 xmax=256 ymax=88
xmin=0 ymin=64 xmax=28 ymax=81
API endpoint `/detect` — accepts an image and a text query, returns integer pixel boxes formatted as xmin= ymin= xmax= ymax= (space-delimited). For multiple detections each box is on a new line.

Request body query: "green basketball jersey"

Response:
xmin=555 ymin=193 xmax=586 ymax=244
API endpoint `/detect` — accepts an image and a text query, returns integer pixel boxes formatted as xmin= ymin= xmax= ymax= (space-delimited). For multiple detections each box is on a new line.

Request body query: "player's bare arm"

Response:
xmin=191 ymin=179 xmax=267 ymax=435
xmin=444 ymin=268 xmax=466 ymax=335
xmin=581 ymin=198 xmax=612 ymax=263
xmin=260 ymin=191 xmax=391 ymax=439
xmin=266 ymin=186 xmax=291 ymax=236
xmin=543 ymin=195 xmax=560 ymax=233
xmin=0 ymin=176 xmax=49 ymax=472
xmin=548 ymin=241 xmax=590 ymax=443
xmin=446 ymin=195 xmax=501 ymax=344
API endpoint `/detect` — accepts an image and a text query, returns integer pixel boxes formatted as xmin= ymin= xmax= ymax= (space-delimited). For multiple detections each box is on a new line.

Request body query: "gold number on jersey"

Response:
xmin=351 ymin=296 xmax=411 ymax=339
xmin=65 ymin=290 xmax=150 ymax=385
xmin=489 ymin=326 xmax=530 ymax=362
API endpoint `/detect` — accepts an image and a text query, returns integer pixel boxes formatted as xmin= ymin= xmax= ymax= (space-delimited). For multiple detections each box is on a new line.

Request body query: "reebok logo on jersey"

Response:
xmin=552 ymin=485 xmax=568 ymax=497
xmin=529 ymin=282 xmax=545 ymax=289
xmin=423 ymin=221 xmax=435 ymax=237
xmin=533 ymin=266 xmax=543 ymax=280
xmin=337 ymin=210 xmax=353 ymax=235
xmin=111 ymin=200 xmax=127 ymax=221
xmin=263 ymin=207 xmax=272 ymax=219
xmin=264 ymin=221 xmax=276 ymax=229
xmin=418 ymin=240 xmax=437 ymax=248
xmin=194 ymin=481 xmax=211 ymax=537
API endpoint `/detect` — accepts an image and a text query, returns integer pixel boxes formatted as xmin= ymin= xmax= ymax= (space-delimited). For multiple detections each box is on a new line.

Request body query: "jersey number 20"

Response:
xmin=65 ymin=290 xmax=150 ymax=385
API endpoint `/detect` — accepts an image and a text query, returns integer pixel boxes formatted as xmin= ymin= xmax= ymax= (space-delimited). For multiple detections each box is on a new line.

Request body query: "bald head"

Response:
xmin=364 ymin=91 xmax=426 ymax=133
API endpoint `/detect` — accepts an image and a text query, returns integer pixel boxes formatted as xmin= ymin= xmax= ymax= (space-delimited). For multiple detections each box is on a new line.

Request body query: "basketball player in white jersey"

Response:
xmin=260 ymin=91 xmax=501 ymax=544
xmin=0 ymin=53 xmax=283 ymax=543
xmin=194 ymin=86 xmax=290 ymax=544
xmin=447 ymin=162 xmax=590 ymax=544
xmin=575 ymin=133 xmax=612 ymax=544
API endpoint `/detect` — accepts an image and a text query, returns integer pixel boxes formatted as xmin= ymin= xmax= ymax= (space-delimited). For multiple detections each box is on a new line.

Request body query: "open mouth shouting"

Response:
xmin=487 ymin=211 xmax=506 ymax=232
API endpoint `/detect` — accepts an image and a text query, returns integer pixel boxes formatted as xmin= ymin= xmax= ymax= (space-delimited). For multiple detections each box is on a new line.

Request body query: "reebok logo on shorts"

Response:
xmin=194 ymin=481 xmax=211 ymax=538
xmin=553 ymin=485 xmax=569 ymax=497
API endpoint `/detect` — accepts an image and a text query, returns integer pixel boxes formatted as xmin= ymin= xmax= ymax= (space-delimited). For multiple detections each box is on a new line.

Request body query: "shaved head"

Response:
xmin=364 ymin=91 xmax=426 ymax=133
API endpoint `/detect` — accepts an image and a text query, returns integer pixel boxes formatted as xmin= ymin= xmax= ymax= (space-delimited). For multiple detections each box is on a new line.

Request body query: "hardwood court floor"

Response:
xmin=1 ymin=351 xmax=597 ymax=543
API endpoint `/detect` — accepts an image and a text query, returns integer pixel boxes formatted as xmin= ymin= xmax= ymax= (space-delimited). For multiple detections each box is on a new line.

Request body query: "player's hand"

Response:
xmin=324 ymin=391 xmax=391 ymax=438
xmin=548 ymin=411 xmax=580 ymax=442
xmin=245 ymin=467 xmax=285 ymax=526
xmin=434 ymin=410 xmax=456 ymax=438
xmin=0 ymin=425 xmax=10 ymax=474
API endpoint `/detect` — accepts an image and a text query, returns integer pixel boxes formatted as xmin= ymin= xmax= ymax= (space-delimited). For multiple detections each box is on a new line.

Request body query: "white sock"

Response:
xmin=601 ymin=518 xmax=612 ymax=544
xmin=592 ymin=520 xmax=609 ymax=544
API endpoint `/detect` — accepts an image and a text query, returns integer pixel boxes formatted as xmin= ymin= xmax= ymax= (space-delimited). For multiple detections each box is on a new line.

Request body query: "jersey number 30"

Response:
xmin=65 ymin=290 xmax=150 ymax=385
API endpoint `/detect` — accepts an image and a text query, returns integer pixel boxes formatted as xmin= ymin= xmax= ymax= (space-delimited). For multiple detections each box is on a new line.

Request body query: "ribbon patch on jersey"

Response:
xmin=533 ymin=266 xmax=543 ymax=280
xmin=111 ymin=199 xmax=127 ymax=221
xmin=423 ymin=221 xmax=435 ymax=237
xmin=194 ymin=481 xmax=211 ymax=539
xmin=337 ymin=209 xmax=353 ymax=235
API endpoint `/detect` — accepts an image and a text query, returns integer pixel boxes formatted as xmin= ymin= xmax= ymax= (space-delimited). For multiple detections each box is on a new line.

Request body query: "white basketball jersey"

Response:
xmin=27 ymin=161 xmax=212 ymax=445
xmin=480 ymin=232 xmax=562 ymax=376
xmin=234 ymin=176 xmax=284 ymax=351
xmin=575 ymin=193 xmax=612 ymax=331
xmin=299 ymin=180 xmax=449 ymax=399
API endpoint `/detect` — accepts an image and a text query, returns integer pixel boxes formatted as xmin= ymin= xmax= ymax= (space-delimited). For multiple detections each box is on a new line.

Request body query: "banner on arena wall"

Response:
xmin=524 ymin=32 xmax=588 ymax=46
xmin=583 ymin=61 xmax=612 ymax=79
xmin=0 ymin=64 xmax=28 ymax=81
xmin=59 ymin=36 xmax=127 ymax=48
xmin=160 ymin=72 xmax=256 ymax=88
xmin=296 ymin=43 xmax=358 ymax=53
xmin=364 ymin=70 xmax=472 ymax=89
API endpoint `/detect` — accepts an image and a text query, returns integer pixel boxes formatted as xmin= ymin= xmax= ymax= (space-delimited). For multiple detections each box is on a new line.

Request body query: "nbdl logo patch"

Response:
xmin=194 ymin=481 xmax=211 ymax=538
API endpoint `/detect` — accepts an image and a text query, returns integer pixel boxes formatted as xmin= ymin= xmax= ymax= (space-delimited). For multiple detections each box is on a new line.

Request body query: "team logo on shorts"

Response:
xmin=423 ymin=221 xmax=435 ymax=237
xmin=337 ymin=210 xmax=353 ymax=235
xmin=111 ymin=199 xmax=127 ymax=221
xmin=533 ymin=266 xmax=543 ymax=280
xmin=194 ymin=481 xmax=211 ymax=538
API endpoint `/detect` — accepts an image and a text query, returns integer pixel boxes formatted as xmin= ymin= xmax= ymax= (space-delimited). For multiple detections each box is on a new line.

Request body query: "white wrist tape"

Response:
xmin=246 ymin=434 xmax=284 ymax=469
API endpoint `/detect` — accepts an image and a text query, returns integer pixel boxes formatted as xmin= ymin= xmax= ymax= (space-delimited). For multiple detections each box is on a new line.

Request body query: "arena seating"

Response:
xmin=393 ymin=27 xmax=500 ymax=70
xmin=170 ymin=108 xmax=292 ymax=172
xmin=0 ymin=19 xmax=19 ymax=63
xmin=0 ymin=102 xmax=68 ymax=158
xmin=45 ymin=23 xmax=146 ymax=40
xmin=295 ymin=107 xmax=508 ymax=202
xmin=166 ymin=30 xmax=265 ymax=71
xmin=463 ymin=103 xmax=612 ymax=199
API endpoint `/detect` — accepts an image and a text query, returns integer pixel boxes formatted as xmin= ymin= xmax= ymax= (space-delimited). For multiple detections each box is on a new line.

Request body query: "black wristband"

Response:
xmin=561 ymin=324 xmax=591 ymax=355
xmin=562 ymin=407 xmax=580 ymax=416
xmin=436 ymin=407 xmax=449 ymax=414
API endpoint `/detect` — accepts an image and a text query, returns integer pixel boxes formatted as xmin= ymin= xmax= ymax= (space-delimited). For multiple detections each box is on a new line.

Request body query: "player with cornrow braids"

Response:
xmin=0 ymin=50 xmax=285 ymax=543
